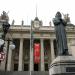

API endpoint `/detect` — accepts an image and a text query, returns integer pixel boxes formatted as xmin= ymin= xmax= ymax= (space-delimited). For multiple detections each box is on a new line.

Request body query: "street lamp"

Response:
xmin=9 ymin=42 xmax=15 ymax=50
xmin=0 ymin=39 xmax=4 ymax=48
xmin=0 ymin=11 xmax=15 ymax=63
xmin=0 ymin=21 xmax=10 ymax=52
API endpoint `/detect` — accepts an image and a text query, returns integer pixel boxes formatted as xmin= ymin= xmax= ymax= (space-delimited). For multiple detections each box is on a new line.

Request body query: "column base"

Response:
xmin=49 ymin=55 xmax=75 ymax=75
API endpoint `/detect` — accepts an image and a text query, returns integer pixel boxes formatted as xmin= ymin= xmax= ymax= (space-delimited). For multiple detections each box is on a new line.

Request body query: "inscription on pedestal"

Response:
xmin=66 ymin=67 xmax=75 ymax=72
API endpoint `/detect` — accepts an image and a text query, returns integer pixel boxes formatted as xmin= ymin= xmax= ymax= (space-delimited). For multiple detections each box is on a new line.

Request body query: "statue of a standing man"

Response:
xmin=53 ymin=12 xmax=68 ymax=55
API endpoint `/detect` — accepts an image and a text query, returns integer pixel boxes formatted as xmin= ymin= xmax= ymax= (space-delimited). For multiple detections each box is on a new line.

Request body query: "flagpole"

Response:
xmin=30 ymin=24 xmax=31 ymax=75
xmin=30 ymin=23 xmax=33 ymax=75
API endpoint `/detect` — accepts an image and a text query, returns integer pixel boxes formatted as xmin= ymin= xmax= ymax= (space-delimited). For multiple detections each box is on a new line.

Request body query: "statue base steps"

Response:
xmin=49 ymin=55 xmax=75 ymax=75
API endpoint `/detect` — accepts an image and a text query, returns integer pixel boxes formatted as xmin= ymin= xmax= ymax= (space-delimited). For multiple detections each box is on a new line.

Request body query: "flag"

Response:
xmin=34 ymin=43 xmax=40 ymax=63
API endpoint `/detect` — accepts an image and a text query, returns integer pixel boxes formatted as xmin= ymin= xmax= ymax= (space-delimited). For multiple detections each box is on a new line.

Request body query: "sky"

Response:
xmin=0 ymin=0 xmax=75 ymax=26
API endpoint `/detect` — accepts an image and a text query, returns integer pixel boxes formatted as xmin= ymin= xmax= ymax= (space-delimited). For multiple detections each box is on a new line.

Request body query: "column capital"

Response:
xmin=20 ymin=38 xmax=24 ymax=41
xmin=50 ymin=38 xmax=55 ymax=41
xmin=40 ymin=38 xmax=44 ymax=41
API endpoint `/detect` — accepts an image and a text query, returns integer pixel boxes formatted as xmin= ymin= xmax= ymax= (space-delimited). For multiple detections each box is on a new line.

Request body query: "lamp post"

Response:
xmin=0 ymin=21 xmax=10 ymax=62
xmin=0 ymin=21 xmax=10 ymax=50
xmin=0 ymin=11 xmax=15 ymax=66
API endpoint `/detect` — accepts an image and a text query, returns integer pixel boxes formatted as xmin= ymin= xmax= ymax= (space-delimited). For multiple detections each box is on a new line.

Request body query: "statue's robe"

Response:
xmin=53 ymin=19 xmax=68 ymax=55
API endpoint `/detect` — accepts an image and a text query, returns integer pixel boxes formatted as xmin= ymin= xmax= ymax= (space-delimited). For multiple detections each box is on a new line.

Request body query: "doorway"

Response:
xmin=14 ymin=63 xmax=18 ymax=71
xmin=24 ymin=64 xmax=29 ymax=71
xmin=34 ymin=64 xmax=39 ymax=71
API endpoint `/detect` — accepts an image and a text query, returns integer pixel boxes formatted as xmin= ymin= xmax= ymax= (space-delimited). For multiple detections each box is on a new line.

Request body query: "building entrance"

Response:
xmin=14 ymin=63 xmax=18 ymax=71
xmin=34 ymin=39 xmax=40 ymax=71
xmin=34 ymin=64 xmax=39 ymax=71
xmin=24 ymin=64 xmax=29 ymax=71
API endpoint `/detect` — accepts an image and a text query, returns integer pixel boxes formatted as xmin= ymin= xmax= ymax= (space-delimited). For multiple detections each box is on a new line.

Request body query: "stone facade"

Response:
xmin=0 ymin=16 xmax=75 ymax=72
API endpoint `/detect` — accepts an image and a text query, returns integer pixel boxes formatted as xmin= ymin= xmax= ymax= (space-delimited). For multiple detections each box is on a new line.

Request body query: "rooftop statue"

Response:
xmin=63 ymin=14 xmax=71 ymax=24
xmin=21 ymin=20 xmax=24 ymax=25
xmin=12 ymin=19 xmax=15 ymax=25
xmin=0 ymin=11 xmax=9 ymax=22
xmin=53 ymin=12 xmax=68 ymax=55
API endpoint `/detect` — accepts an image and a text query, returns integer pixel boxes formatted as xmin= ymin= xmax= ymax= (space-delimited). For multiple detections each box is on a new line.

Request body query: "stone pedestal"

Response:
xmin=49 ymin=55 xmax=75 ymax=75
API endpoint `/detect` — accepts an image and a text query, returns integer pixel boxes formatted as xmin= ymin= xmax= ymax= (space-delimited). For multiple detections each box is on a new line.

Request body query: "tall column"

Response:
xmin=67 ymin=39 xmax=72 ymax=55
xmin=7 ymin=41 xmax=13 ymax=71
xmin=30 ymin=40 xmax=34 ymax=71
xmin=50 ymin=39 xmax=55 ymax=62
xmin=0 ymin=41 xmax=7 ymax=71
xmin=40 ymin=39 xmax=44 ymax=71
xmin=18 ymin=38 xmax=23 ymax=71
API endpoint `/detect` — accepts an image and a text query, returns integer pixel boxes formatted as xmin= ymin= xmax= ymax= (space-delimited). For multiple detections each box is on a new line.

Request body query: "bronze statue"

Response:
xmin=53 ymin=12 xmax=68 ymax=55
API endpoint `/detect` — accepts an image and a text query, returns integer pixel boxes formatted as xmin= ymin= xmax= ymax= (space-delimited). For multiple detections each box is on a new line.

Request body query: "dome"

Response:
xmin=34 ymin=17 xmax=39 ymax=21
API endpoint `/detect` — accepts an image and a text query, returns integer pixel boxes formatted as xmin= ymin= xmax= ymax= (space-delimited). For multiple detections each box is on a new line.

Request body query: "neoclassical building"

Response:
xmin=0 ymin=12 xmax=75 ymax=73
